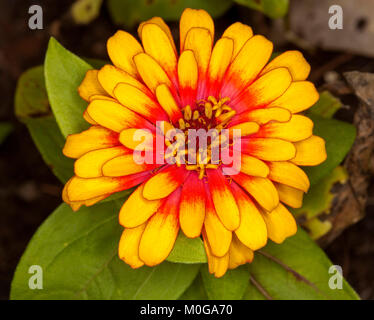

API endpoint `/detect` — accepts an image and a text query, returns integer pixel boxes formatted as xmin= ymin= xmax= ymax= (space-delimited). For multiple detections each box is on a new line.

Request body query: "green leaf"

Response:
xmin=298 ymin=167 xmax=348 ymax=217
xmin=294 ymin=166 xmax=348 ymax=239
xmin=242 ymin=281 xmax=267 ymax=300
xmin=14 ymin=66 xmax=49 ymax=119
xmin=246 ymin=228 xmax=359 ymax=300
xmin=44 ymin=37 xmax=92 ymax=137
xmin=107 ymin=0 xmax=232 ymax=27
xmin=179 ymin=274 xmax=208 ymax=300
xmin=307 ymin=91 xmax=342 ymax=119
xmin=201 ymin=265 xmax=251 ymax=300
xmin=11 ymin=202 xmax=200 ymax=300
xmin=14 ymin=65 xmax=74 ymax=183
xmin=167 ymin=232 xmax=207 ymax=264
xmin=0 ymin=122 xmax=13 ymax=144
xmin=234 ymin=0 xmax=289 ymax=19
xmin=304 ymin=115 xmax=356 ymax=185
xmin=25 ymin=116 xmax=74 ymax=183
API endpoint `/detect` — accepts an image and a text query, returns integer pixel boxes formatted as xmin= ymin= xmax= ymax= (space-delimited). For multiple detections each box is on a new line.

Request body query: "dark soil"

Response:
xmin=0 ymin=0 xmax=373 ymax=300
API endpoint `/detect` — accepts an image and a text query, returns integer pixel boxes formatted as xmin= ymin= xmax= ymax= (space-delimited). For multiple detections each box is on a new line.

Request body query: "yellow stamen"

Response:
xmin=205 ymin=102 xmax=213 ymax=119
xmin=216 ymin=110 xmax=236 ymax=125
xmin=178 ymin=118 xmax=186 ymax=130
xmin=186 ymin=164 xmax=198 ymax=170
xmin=215 ymin=108 xmax=223 ymax=117
xmin=184 ymin=105 xmax=192 ymax=120
xmin=193 ymin=110 xmax=200 ymax=120
xmin=199 ymin=167 xmax=205 ymax=179
xmin=206 ymin=164 xmax=219 ymax=169
xmin=171 ymin=96 xmax=234 ymax=179
xmin=208 ymin=96 xmax=217 ymax=105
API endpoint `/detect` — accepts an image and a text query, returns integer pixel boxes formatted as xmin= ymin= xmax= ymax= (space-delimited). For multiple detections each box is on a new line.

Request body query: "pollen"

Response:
xmin=164 ymin=96 xmax=236 ymax=179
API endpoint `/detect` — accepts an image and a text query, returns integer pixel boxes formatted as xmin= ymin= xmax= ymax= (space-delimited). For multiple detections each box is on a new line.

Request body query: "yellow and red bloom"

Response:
xmin=62 ymin=9 xmax=326 ymax=277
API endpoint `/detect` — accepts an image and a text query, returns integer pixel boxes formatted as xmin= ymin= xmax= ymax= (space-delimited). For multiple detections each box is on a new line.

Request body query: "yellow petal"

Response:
xmin=63 ymin=178 xmax=109 ymax=210
xmin=67 ymin=176 xmax=122 ymax=201
xmin=204 ymin=195 xmax=232 ymax=257
xmin=119 ymin=128 xmax=155 ymax=151
xmin=261 ymin=50 xmax=311 ymax=81
xmin=222 ymin=35 xmax=273 ymax=95
xmin=118 ymin=224 xmax=146 ymax=268
xmin=241 ymin=138 xmax=296 ymax=161
xmin=63 ymin=126 xmax=118 ymax=159
xmin=78 ymin=70 xmax=107 ymax=101
xmin=222 ymin=22 xmax=253 ymax=59
xmin=62 ymin=178 xmax=73 ymax=204
xmin=83 ymin=110 xmax=97 ymax=125
xmin=140 ymin=23 xmax=177 ymax=84
xmin=260 ymin=203 xmax=297 ymax=244
xmin=228 ymin=235 xmax=254 ymax=269
xmin=275 ymin=183 xmax=304 ymax=208
xmin=229 ymin=122 xmax=259 ymax=139
xmin=240 ymin=154 xmax=269 ymax=177
xmin=246 ymin=67 xmax=292 ymax=103
xmin=291 ymin=135 xmax=327 ymax=166
xmin=179 ymin=172 xmax=206 ymax=238
xmin=256 ymin=114 xmax=313 ymax=142
xmin=268 ymin=161 xmax=310 ymax=192
xmin=207 ymin=37 xmax=233 ymax=95
xmin=88 ymin=94 xmax=116 ymax=102
xmin=134 ymin=53 xmax=172 ymax=93
xmin=114 ymin=83 xmax=168 ymax=123
xmin=138 ymin=17 xmax=176 ymax=53
xmin=139 ymin=189 xmax=180 ymax=266
xmin=235 ymin=107 xmax=291 ymax=126
xmin=180 ymin=8 xmax=214 ymax=51
xmin=74 ymin=146 xmax=128 ymax=178
xmin=97 ymin=64 xmax=149 ymax=97
xmin=203 ymin=231 xmax=230 ymax=278
xmin=231 ymin=183 xmax=267 ymax=250
xmin=184 ymin=27 xmax=212 ymax=75
xmin=269 ymin=81 xmax=319 ymax=113
xmin=102 ymin=154 xmax=153 ymax=177
xmin=119 ymin=183 xmax=163 ymax=228
xmin=107 ymin=30 xmax=143 ymax=77
xmin=155 ymin=84 xmax=183 ymax=123
xmin=207 ymin=169 xmax=240 ymax=231
xmin=177 ymin=50 xmax=198 ymax=106
xmin=143 ymin=166 xmax=189 ymax=200
xmin=87 ymin=99 xmax=152 ymax=133
xmin=232 ymin=174 xmax=279 ymax=212
xmin=233 ymin=68 xmax=292 ymax=112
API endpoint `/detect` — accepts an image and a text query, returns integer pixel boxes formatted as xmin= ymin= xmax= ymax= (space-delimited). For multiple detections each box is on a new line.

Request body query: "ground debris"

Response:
xmin=319 ymin=71 xmax=374 ymax=246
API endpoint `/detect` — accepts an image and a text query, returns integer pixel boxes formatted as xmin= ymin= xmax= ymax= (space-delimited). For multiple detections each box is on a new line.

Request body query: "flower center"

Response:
xmin=165 ymin=96 xmax=236 ymax=179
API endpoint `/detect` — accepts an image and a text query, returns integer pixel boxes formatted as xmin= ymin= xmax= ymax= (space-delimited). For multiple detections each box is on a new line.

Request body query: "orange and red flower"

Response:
xmin=62 ymin=8 xmax=326 ymax=277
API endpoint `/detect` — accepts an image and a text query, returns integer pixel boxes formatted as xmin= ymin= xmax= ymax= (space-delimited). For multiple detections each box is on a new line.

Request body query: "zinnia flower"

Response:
xmin=62 ymin=8 xmax=326 ymax=277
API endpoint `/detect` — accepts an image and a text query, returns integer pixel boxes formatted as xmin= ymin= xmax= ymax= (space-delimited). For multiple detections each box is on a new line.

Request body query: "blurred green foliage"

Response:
xmin=234 ymin=0 xmax=289 ymax=19
xmin=0 ymin=122 xmax=13 ymax=145
xmin=107 ymin=0 xmax=232 ymax=27
xmin=106 ymin=0 xmax=289 ymax=28
xmin=308 ymin=90 xmax=343 ymax=118
xmin=71 ymin=0 xmax=103 ymax=24
xmin=294 ymin=166 xmax=348 ymax=239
